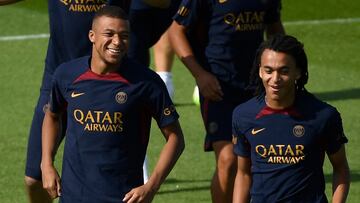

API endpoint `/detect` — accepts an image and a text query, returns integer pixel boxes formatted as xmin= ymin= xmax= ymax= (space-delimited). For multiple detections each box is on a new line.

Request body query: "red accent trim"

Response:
xmin=256 ymin=106 xmax=301 ymax=119
xmin=73 ymin=69 xmax=130 ymax=84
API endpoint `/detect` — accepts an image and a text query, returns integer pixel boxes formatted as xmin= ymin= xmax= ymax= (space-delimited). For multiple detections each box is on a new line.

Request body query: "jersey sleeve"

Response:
xmin=264 ymin=0 xmax=282 ymax=24
xmin=146 ymin=74 xmax=179 ymax=128
xmin=49 ymin=72 xmax=67 ymax=114
xmin=324 ymin=109 xmax=348 ymax=154
xmin=173 ymin=0 xmax=201 ymax=27
xmin=232 ymin=108 xmax=251 ymax=157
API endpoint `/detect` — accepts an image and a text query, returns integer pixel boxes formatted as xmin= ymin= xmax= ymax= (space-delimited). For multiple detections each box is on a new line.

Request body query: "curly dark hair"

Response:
xmin=249 ymin=34 xmax=309 ymax=96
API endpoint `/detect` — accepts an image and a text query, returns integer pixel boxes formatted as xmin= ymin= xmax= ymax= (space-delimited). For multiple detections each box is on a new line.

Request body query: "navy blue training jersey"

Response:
xmin=173 ymin=0 xmax=281 ymax=89
xmin=232 ymin=91 xmax=348 ymax=203
xmin=50 ymin=56 xmax=179 ymax=202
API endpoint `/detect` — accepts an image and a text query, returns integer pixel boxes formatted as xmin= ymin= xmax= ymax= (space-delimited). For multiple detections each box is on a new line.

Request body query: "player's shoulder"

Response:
xmin=56 ymin=56 xmax=89 ymax=72
xmin=121 ymin=57 xmax=162 ymax=84
xmin=233 ymin=96 xmax=263 ymax=118
xmin=298 ymin=90 xmax=339 ymax=117
xmin=54 ymin=56 xmax=90 ymax=81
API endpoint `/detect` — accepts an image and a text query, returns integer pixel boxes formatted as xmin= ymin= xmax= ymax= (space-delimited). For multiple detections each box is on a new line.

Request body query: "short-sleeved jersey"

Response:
xmin=173 ymin=0 xmax=281 ymax=89
xmin=50 ymin=56 xmax=179 ymax=202
xmin=232 ymin=91 xmax=348 ymax=203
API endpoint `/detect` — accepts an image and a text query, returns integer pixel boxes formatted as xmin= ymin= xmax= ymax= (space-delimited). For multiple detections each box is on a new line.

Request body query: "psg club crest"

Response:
xmin=293 ymin=125 xmax=305 ymax=137
xmin=115 ymin=92 xmax=127 ymax=104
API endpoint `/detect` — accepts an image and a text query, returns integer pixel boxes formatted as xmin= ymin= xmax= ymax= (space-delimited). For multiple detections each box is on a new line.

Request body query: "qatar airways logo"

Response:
xmin=60 ymin=0 xmax=106 ymax=12
xmin=255 ymin=144 xmax=305 ymax=164
xmin=73 ymin=109 xmax=124 ymax=133
xmin=224 ymin=11 xmax=265 ymax=31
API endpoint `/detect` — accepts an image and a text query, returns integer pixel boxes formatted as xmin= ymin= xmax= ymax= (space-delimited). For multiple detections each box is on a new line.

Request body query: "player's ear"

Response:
xmin=89 ymin=30 xmax=95 ymax=43
xmin=258 ymin=65 xmax=263 ymax=79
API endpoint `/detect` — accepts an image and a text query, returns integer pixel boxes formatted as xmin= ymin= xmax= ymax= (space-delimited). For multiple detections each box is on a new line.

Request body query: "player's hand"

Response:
xmin=196 ymin=71 xmax=223 ymax=101
xmin=41 ymin=164 xmax=61 ymax=199
xmin=122 ymin=184 xmax=155 ymax=203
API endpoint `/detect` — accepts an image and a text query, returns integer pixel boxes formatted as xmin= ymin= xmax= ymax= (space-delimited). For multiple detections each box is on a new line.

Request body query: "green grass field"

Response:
xmin=0 ymin=1 xmax=359 ymax=202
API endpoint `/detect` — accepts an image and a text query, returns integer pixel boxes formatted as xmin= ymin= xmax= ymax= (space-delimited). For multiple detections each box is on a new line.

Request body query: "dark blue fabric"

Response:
xmin=51 ymin=56 xmax=178 ymax=202
xmin=232 ymin=91 xmax=348 ymax=202
xmin=173 ymin=0 xmax=281 ymax=89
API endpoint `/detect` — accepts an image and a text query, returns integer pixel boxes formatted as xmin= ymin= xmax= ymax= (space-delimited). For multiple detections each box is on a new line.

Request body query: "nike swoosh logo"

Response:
xmin=71 ymin=92 xmax=85 ymax=98
xmin=251 ymin=128 xmax=265 ymax=135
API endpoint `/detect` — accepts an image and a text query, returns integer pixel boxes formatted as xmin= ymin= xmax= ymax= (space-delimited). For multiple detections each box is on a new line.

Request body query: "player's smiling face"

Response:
xmin=89 ymin=16 xmax=129 ymax=66
xmin=259 ymin=49 xmax=301 ymax=109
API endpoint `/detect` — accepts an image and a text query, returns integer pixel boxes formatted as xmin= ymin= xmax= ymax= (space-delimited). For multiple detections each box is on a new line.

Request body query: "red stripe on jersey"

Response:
xmin=73 ymin=69 xmax=130 ymax=84
xmin=256 ymin=106 xmax=302 ymax=119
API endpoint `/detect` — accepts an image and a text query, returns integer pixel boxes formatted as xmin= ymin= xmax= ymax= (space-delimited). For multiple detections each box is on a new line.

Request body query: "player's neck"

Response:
xmin=265 ymin=93 xmax=296 ymax=110
xmin=90 ymin=58 xmax=120 ymax=75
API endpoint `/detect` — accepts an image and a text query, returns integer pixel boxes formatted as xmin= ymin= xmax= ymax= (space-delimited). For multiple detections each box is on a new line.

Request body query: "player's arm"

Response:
xmin=264 ymin=0 xmax=285 ymax=39
xmin=233 ymin=155 xmax=251 ymax=203
xmin=168 ymin=21 xmax=223 ymax=101
xmin=123 ymin=120 xmax=185 ymax=202
xmin=41 ymin=110 xmax=62 ymax=199
xmin=328 ymin=145 xmax=350 ymax=203
xmin=0 ymin=0 xmax=22 ymax=5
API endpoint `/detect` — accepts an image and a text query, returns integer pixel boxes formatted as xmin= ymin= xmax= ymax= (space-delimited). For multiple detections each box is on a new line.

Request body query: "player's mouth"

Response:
xmin=269 ymin=85 xmax=281 ymax=93
xmin=107 ymin=47 xmax=121 ymax=54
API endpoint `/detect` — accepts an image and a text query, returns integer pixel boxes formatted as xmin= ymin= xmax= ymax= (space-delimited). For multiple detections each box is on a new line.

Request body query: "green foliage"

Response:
xmin=0 ymin=0 xmax=359 ymax=202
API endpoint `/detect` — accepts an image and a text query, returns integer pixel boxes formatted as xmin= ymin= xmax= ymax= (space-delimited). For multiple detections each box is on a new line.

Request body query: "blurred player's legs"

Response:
xmin=144 ymin=30 xmax=175 ymax=184
xmin=154 ymin=30 xmax=175 ymax=100
xmin=211 ymin=141 xmax=237 ymax=203
xmin=200 ymin=93 xmax=239 ymax=203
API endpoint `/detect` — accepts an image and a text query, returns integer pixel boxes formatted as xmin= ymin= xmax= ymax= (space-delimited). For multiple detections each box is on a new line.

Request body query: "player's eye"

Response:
xmin=279 ymin=67 xmax=290 ymax=75
xmin=263 ymin=67 xmax=272 ymax=74
xmin=103 ymin=32 xmax=113 ymax=37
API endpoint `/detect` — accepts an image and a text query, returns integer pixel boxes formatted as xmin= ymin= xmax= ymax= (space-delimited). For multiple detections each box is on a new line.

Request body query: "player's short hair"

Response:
xmin=92 ymin=5 xmax=128 ymax=28
xmin=250 ymin=34 xmax=309 ymax=95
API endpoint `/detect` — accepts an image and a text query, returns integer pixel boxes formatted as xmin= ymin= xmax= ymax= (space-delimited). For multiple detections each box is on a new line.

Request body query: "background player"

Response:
xmin=154 ymin=30 xmax=175 ymax=100
xmin=120 ymin=0 xmax=179 ymax=66
xmin=168 ymin=0 xmax=285 ymax=202
xmin=232 ymin=34 xmax=350 ymax=202
xmin=41 ymin=6 xmax=184 ymax=202
xmin=124 ymin=0 xmax=180 ymax=100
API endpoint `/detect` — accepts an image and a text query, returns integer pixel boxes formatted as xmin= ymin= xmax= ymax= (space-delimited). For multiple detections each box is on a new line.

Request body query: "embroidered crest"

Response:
xmin=115 ymin=92 xmax=127 ymax=104
xmin=293 ymin=125 xmax=305 ymax=137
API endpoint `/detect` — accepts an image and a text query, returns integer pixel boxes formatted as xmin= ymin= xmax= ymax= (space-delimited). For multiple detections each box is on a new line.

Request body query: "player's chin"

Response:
xmin=267 ymin=91 xmax=281 ymax=100
xmin=106 ymin=54 xmax=123 ymax=64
